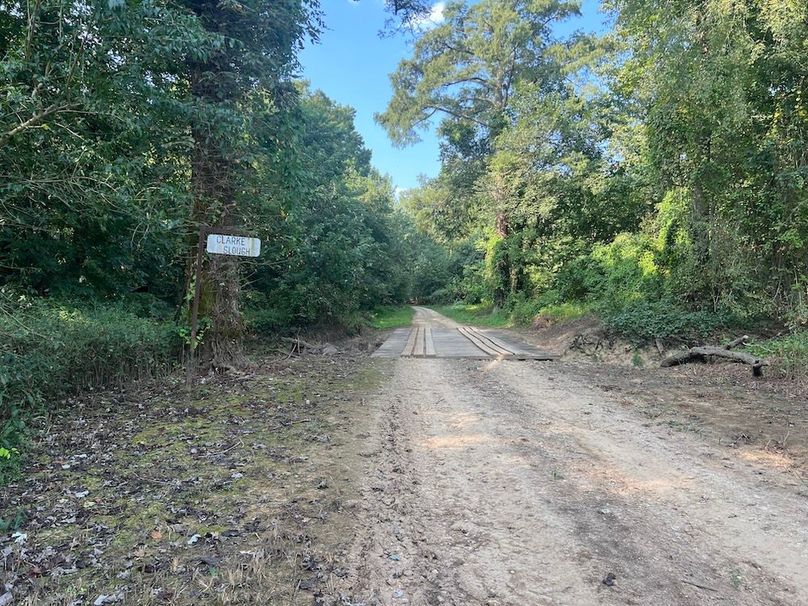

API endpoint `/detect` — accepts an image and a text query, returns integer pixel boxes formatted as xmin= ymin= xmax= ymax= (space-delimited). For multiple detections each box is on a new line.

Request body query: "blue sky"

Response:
xmin=299 ymin=0 xmax=607 ymax=192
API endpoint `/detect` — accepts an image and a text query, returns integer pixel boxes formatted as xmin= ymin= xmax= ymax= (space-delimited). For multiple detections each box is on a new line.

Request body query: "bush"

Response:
xmin=552 ymin=256 xmax=605 ymax=302
xmin=602 ymin=300 xmax=730 ymax=343
xmin=747 ymin=331 xmax=808 ymax=380
xmin=0 ymin=293 xmax=181 ymax=479
xmin=509 ymin=297 xmax=545 ymax=325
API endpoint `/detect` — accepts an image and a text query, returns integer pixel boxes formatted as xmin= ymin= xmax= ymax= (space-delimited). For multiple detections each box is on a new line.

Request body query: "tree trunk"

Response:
xmin=660 ymin=346 xmax=767 ymax=377
xmin=186 ymin=84 xmax=245 ymax=369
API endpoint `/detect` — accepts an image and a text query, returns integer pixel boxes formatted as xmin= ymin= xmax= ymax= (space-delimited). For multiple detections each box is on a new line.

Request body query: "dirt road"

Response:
xmin=329 ymin=308 xmax=808 ymax=605
xmin=3 ymin=308 xmax=805 ymax=605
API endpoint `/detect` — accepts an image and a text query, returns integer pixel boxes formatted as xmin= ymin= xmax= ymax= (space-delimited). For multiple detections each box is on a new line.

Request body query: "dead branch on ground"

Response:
xmin=660 ymin=336 xmax=768 ymax=376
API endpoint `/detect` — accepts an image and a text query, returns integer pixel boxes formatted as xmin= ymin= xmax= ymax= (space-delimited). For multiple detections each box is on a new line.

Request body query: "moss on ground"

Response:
xmin=1 ymin=353 xmax=384 ymax=605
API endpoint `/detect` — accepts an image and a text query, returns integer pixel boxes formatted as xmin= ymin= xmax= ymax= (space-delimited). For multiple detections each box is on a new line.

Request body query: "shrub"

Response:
xmin=603 ymin=300 xmax=730 ymax=343
xmin=0 ymin=292 xmax=181 ymax=480
xmin=747 ymin=331 xmax=808 ymax=380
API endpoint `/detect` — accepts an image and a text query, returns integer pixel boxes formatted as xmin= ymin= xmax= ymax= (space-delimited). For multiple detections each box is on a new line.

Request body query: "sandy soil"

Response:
xmin=410 ymin=306 xmax=461 ymax=329
xmin=326 ymin=313 xmax=808 ymax=606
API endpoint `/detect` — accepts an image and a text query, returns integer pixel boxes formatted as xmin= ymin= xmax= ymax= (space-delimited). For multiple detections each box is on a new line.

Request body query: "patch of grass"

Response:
xmin=431 ymin=303 xmax=512 ymax=327
xmin=730 ymin=568 xmax=743 ymax=590
xmin=364 ymin=305 xmax=414 ymax=329
xmin=0 ymin=507 xmax=25 ymax=532
xmin=747 ymin=330 xmax=808 ymax=380
xmin=536 ymin=302 xmax=590 ymax=323
xmin=0 ymin=445 xmax=21 ymax=484
xmin=522 ymin=301 xmax=590 ymax=327
xmin=0 ymin=293 xmax=181 ymax=484
xmin=434 ymin=300 xmax=589 ymax=328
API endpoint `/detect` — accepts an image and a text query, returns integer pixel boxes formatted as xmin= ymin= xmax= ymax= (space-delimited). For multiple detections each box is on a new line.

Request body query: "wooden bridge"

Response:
xmin=372 ymin=324 xmax=554 ymax=360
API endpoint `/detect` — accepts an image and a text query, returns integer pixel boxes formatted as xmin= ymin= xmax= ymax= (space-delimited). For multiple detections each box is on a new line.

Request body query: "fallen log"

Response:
xmin=661 ymin=345 xmax=768 ymax=376
xmin=724 ymin=335 xmax=749 ymax=350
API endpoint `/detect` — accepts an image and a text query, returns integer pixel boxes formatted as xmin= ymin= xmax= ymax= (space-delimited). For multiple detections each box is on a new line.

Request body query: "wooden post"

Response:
xmin=186 ymin=225 xmax=208 ymax=385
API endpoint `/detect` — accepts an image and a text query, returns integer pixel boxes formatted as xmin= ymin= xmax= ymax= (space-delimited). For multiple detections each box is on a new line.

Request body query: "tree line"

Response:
xmin=0 ymin=0 xmax=445 ymax=353
xmin=0 ymin=0 xmax=447 ymax=471
xmin=387 ymin=0 xmax=807 ymax=337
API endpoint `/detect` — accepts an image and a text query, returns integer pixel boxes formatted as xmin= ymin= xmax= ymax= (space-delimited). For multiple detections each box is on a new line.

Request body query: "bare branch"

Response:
xmin=0 ymin=103 xmax=80 ymax=148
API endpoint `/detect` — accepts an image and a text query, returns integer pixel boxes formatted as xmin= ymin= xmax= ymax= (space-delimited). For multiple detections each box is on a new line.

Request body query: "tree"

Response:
xmin=0 ymin=0 xmax=210 ymax=300
xmin=379 ymin=0 xmax=580 ymax=304
xmin=378 ymin=0 xmax=578 ymax=145
xmin=245 ymin=86 xmax=416 ymax=326
xmin=608 ymin=0 xmax=808 ymax=316
xmin=175 ymin=0 xmax=321 ymax=367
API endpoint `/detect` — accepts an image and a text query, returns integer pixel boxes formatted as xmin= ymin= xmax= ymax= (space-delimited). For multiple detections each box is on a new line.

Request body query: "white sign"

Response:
xmin=206 ymin=234 xmax=261 ymax=257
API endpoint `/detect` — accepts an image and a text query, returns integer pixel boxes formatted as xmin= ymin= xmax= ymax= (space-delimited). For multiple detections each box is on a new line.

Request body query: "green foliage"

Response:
xmin=608 ymin=0 xmax=808 ymax=318
xmin=517 ymin=301 xmax=589 ymax=325
xmin=603 ymin=301 xmax=730 ymax=344
xmin=377 ymin=0 xmax=580 ymax=145
xmin=747 ymin=331 xmax=808 ymax=380
xmin=0 ymin=0 xmax=204 ymax=299
xmin=392 ymin=0 xmax=807 ymax=346
xmin=245 ymin=88 xmax=428 ymax=329
xmin=0 ymin=507 xmax=26 ymax=533
xmin=0 ymin=446 xmax=20 ymax=484
xmin=1 ymin=295 xmax=180 ymax=394
xmin=365 ymin=306 xmax=415 ymax=330
xmin=0 ymin=292 xmax=181 ymax=475
xmin=0 ymin=0 xmax=452 ymax=481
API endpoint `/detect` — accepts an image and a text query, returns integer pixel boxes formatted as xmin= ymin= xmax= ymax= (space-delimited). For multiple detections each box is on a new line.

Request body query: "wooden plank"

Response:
xmin=482 ymin=329 xmax=557 ymax=360
xmin=467 ymin=327 xmax=519 ymax=355
xmin=457 ymin=327 xmax=507 ymax=358
xmin=460 ymin=327 xmax=512 ymax=356
xmin=424 ymin=326 xmax=436 ymax=357
xmin=371 ymin=328 xmax=412 ymax=358
xmin=372 ymin=324 xmax=556 ymax=360
xmin=413 ymin=325 xmax=425 ymax=356
xmin=431 ymin=328 xmax=492 ymax=358
xmin=402 ymin=327 xmax=419 ymax=357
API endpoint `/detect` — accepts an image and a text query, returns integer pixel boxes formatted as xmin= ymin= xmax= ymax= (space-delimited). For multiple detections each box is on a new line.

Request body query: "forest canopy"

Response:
xmin=386 ymin=0 xmax=807 ymax=334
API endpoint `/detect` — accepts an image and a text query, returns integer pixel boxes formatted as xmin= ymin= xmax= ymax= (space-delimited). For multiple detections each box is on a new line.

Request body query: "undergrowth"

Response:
xmin=747 ymin=331 xmax=808 ymax=380
xmin=600 ymin=300 xmax=732 ymax=344
xmin=0 ymin=292 xmax=181 ymax=483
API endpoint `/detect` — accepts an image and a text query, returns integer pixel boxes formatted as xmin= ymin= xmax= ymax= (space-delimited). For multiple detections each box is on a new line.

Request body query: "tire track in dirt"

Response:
xmin=327 ymin=351 xmax=807 ymax=605
xmin=490 ymin=360 xmax=807 ymax=604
